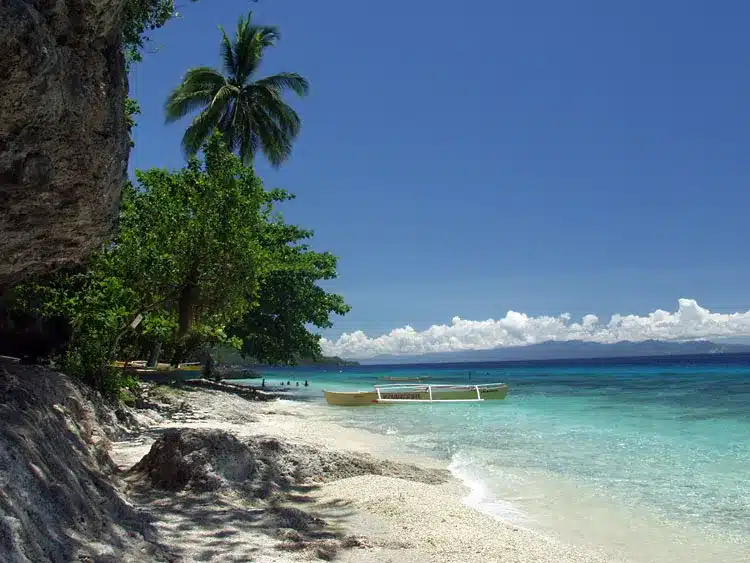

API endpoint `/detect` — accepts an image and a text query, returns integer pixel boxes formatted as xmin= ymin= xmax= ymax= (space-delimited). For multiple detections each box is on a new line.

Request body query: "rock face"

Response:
xmin=130 ymin=428 xmax=449 ymax=495
xmin=0 ymin=0 xmax=129 ymax=290
xmin=0 ymin=363 xmax=174 ymax=563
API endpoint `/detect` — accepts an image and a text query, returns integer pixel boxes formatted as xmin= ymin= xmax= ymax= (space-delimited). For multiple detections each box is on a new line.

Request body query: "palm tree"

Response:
xmin=165 ymin=11 xmax=309 ymax=167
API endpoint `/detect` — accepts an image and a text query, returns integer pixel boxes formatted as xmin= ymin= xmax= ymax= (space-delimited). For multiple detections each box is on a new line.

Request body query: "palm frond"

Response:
xmin=252 ymin=104 xmax=296 ymax=167
xmin=218 ymin=100 xmax=239 ymax=151
xmin=252 ymin=72 xmax=309 ymax=97
xmin=165 ymin=67 xmax=227 ymax=123
xmin=233 ymin=13 xmax=281 ymax=84
xmin=181 ymin=85 xmax=235 ymax=156
xmin=166 ymin=9 xmax=306 ymax=168
xmin=251 ymin=25 xmax=281 ymax=48
xmin=235 ymin=99 xmax=261 ymax=166
xmin=180 ymin=67 xmax=228 ymax=91
xmin=218 ymin=26 xmax=236 ymax=78
xmin=252 ymin=86 xmax=302 ymax=137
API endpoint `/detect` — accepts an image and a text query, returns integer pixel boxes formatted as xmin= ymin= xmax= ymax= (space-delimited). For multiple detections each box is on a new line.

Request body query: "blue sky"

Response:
xmin=129 ymin=0 xmax=750 ymax=352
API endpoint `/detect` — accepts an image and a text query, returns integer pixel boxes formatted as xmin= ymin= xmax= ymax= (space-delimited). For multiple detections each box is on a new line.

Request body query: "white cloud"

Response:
xmin=320 ymin=299 xmax=750 ymax=359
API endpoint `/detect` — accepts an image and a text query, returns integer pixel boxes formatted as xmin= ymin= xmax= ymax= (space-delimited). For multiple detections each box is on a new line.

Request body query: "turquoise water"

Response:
xmin=248 ymin=357 xmax=750 ymax=562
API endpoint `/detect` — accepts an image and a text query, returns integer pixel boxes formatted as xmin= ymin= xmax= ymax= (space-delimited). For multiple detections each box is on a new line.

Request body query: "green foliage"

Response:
xmin=14 ymin=260 xmax=140 ymax=395
xmin=125 ymin=97 xmax=141 ymax=148
xmin=117 ymin=372 xmax=140 ymax=405
xmin=165 ymin=10 xmax=309 ymax=167
xmin=119 ymin=388 xmax=137 ymax=407
xmin=122 ymin=0 xmax=184 ymax=65
xmin=124 ymin=134 xmax=273 ymax=338
xmin=7 ymin=137 xmax=349 ymax=394
xmin=228 ymin=217 xmax=351 ymax=365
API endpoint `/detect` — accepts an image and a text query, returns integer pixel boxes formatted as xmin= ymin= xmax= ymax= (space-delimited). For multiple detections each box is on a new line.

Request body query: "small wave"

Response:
xmin=275 ymin=398 xmax=305 ymax=406
xmin=448 ymin=452 xmax=529 ymax=524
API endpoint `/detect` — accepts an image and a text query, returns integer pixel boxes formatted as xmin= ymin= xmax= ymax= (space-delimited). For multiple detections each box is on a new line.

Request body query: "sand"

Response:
xmin=110 ymin=385 xmax=615 ymax=563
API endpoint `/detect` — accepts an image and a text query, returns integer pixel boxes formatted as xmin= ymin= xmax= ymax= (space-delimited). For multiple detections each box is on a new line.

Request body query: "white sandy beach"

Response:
xmin=112 ymin=385 xmax=616 ymax=563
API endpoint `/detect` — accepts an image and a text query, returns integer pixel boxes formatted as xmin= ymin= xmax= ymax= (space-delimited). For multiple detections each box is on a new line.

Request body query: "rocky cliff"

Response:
xmin=0 ymin=0 xmax=129 ymax=290
xmin=0 ymin=361 xmax=174 ymax=562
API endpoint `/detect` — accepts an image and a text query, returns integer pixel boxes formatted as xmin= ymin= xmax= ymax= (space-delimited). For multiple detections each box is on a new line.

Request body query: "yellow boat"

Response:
xmin=323 ymin=383 xmax=509 ymax=406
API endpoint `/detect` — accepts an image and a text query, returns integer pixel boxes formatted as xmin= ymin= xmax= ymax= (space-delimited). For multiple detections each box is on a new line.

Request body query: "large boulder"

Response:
xmin=130 ymin=428 xmax=450 ymax=496
xmin=0 ymin=0 xmax=129 ymax=290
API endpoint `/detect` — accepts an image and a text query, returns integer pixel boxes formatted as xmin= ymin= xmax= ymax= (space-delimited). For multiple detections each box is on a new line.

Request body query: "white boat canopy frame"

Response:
xmin=374 ymin=383 xmax=499 ymax=403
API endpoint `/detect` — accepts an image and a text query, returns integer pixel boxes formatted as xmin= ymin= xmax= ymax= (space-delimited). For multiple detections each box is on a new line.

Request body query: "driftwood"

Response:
xmin=178 ymin=378 xmax=286 ymax=401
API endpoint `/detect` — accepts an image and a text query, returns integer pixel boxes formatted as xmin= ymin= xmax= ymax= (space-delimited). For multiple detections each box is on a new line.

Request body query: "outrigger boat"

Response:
xmin=323 ymin=383 xmax=508 ymax=406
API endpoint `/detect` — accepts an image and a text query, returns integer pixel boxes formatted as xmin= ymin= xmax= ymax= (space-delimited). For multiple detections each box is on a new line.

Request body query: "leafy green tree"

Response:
xmin=11 ymin=256 xmax=141 ymax=394
xmin=4 ymin=137 xmax=349 ymax=392
xmin=120 ymin=135 xmax=277 ymax=363
xmin=165 ymin=10 xmax=309 ymax=167
xmin=9 ymin=137 xmax=272 ymax=387
xmin=228 ymin=215 xmax=350 ymax=364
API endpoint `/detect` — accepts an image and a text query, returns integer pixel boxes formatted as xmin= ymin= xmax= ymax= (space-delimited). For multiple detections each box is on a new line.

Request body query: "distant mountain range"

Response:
xmin=295 ymin=355 xmax=359 ymax=367
xmin=357 ymin=339 xmax=750 ymax=365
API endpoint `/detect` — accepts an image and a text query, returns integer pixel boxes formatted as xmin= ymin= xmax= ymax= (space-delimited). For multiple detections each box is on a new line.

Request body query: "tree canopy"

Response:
xmin=3 ymin=137 xmax=348 ymax=395
xmin=229 ymin=220 xmax=351 ymax=365
xmin=121 ymin=134 xmax=271 ymax=338
xmin=165 ymin=10 xmax=309 ymax=167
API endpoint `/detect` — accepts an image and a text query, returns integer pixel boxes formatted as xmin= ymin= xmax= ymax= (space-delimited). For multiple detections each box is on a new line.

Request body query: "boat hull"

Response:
xmin=323 ymin=384 xmax=508 ymax=406
xmin=324 ymin=390 xmax=380 ymax=406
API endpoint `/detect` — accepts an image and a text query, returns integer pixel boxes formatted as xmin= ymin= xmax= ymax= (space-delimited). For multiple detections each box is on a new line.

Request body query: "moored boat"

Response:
xmin=323 ymin=383 xmax=508 ymax=406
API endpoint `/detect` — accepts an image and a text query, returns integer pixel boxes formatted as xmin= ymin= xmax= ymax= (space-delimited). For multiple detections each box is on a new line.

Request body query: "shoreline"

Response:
xmin=112 ymin=383 xmax=613 ymax=562
xmin=3 ymin=362 xmax=745 ymax=562
xmin=294 ymin=394 xmax=748 ymax=563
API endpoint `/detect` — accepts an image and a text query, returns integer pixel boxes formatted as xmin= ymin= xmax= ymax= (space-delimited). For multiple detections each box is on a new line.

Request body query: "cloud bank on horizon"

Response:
xmin=320 ymin=299 xmax=750 ymax=359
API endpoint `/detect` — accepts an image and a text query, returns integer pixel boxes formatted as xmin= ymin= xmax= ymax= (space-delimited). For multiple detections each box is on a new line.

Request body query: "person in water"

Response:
xmin=261 ymin=379 xmax=265 ymax=388
xmin=304 ymin=380 xmax=309 ymax=387
xmin=286 ymin=380 xmax=291 ymax=386
xmin=296 ymin=381 xmax=299 ymax=387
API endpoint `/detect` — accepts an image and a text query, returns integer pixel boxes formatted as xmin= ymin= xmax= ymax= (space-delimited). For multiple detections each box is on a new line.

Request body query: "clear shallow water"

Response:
xmin=247 ymin=356 xmax=750 ymax=562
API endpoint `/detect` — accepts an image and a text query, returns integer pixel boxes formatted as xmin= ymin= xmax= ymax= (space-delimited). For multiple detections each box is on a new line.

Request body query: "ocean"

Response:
xmin=245 ymin=354 xmax=750 ymax=562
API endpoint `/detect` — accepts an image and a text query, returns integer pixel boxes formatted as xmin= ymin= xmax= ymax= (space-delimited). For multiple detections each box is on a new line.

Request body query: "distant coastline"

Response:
xmin=294 ymin=355 xmax=360 ymax=367
xmin=216 ymin=349 xmax=360 ymax=369
xmin=354 ymin=339 xmax=750 ymax=366
xmin=351 ymin=351 xmax=750 ymax=372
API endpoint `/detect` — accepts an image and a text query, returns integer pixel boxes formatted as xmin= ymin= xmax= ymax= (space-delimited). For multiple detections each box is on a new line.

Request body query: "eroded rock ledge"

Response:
xmin=0 ymin=0 xmax=129 ymax=289
xmin=0 ymin=362 xmax=173 ymax=562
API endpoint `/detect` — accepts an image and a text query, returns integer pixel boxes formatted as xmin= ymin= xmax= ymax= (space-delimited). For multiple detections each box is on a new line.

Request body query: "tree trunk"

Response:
xmin=177 ymin=266 xmax=200 ymax=338
xmin=147 ymin=341 xmax=162 ymax=367
xmin=202 ymin=348 xmax=215 ymax=381
xmin=170 ymin=342 xmax=184 ymax=368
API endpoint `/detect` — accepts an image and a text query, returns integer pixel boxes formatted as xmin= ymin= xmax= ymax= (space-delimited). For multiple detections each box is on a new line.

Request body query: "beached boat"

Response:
xmin=110 ymin=360 xmax=202 ymax=372
xmin=323 ymin=383 xmax=508 ymax=406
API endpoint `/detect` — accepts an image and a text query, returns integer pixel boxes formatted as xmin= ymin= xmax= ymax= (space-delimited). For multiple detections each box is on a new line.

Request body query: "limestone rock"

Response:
xmin=0 ymin=0 xmax=129 ymax=289
xmin=0 ymin=364 xmax=174 ymax=562
xmin=130 ymin=428 xmax=450 ymax=496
